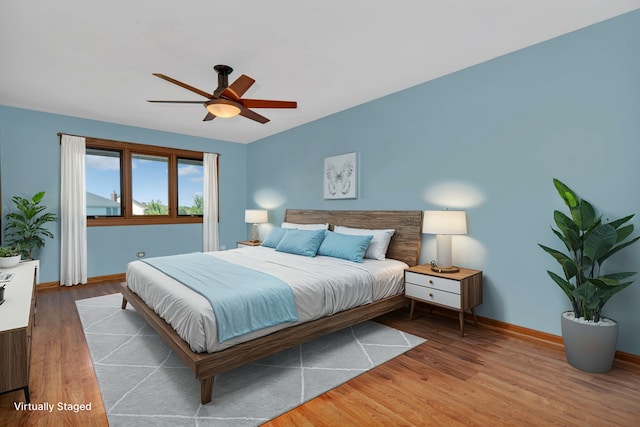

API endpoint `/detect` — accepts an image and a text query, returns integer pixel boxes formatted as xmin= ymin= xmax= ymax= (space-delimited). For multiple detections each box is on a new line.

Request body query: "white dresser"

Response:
xmin=0 ymin=260 xmax=38 ymax=402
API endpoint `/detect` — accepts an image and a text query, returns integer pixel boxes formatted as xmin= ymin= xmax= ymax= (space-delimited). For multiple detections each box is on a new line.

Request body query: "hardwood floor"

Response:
xmin=0 ymin=283 xmax=117 ymax=427
xmin=1 ymin=283 xmax=639 ymax=427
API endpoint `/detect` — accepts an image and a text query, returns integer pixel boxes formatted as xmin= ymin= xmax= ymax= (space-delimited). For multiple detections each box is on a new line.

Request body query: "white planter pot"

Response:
xmin=0 ymin=255 xmax=21 ymax=268
xmin=561 ymin=311 xmax=618 ymax=373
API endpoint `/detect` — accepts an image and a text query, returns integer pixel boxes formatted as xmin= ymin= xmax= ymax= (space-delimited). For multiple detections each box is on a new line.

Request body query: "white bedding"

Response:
xmin=126 ymin=246 xmax=407 ymax=353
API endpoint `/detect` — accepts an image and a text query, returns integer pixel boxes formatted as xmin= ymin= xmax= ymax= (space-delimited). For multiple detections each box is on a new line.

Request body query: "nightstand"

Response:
xmin=236 ymin=240 xmax=262 ymax=248
xmin=404 ymin=265 xmax=482 ymax=336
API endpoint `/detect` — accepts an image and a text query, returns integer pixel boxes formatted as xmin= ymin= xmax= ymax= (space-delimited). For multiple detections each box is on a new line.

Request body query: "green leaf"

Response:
xmin=584 ymin=224 xmax=617 ymax=263
xmin=602 ymin=272 xmax=637 ymax=281
xmin=553 ymin=179 xmax=578 ymax=208
xmin=560 ymin=259 xmax=578 ymax=281
xmin=598 ymin=281 xmax=634 ymax=306
xmin=608 ymin=214 xmax=634 ymax=230
xmin=553 ymin=211 xmax=581 ymax=251
xmin=598 ymin=236 xmax=640 ymax=265
xmin=572 ymin=199 xmax=597 ymax=231
xmin=547 ymin=271 xmax=576 ymax=300
xmin=539 ymin=244 xmax=571 ymax=265
xmin=615 ymin=224 xmax=634 ymax=243
xmin=589 ymin=277 xmax=622 ymax=288
xmin=32 ymin=191 xmax=45 ymax=204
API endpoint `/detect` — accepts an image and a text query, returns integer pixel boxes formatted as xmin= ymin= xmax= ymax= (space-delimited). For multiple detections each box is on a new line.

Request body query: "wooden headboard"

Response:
xmin=284 ymin=209 xmax=423 ymax=266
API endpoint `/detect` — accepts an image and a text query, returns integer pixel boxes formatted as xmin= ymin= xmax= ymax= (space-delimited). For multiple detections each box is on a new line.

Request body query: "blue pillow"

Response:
xmin=262 ymin=227 xmax=287 ymax=248
xmin=275 ymin=229 xmax=326 ymax=257
xmin=317 ymin=231 xmax=373 ymax=263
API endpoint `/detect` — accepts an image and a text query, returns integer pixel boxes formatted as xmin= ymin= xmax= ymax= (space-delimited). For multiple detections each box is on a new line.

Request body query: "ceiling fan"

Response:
xmin=147 ymin=65 xmax=297 ymax=124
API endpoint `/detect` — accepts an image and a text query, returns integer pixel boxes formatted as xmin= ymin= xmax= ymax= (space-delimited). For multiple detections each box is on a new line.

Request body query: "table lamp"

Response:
xmin=245 ymin=209 xmax=268 ymax=242
xmin=423 ymin=210 xmax=467 ymax=273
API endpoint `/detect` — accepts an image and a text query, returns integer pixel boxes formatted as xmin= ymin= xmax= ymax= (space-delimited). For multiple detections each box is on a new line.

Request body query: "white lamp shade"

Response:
xmin=423 ymin=210 xmax=467 ymax=235
xmin=245 ymin=209 xmax=268 ymax=224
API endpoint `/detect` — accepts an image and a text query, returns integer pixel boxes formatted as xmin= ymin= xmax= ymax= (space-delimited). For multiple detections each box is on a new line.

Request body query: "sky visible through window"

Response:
xmin=86 ymin=153 xmax=203 ymax=208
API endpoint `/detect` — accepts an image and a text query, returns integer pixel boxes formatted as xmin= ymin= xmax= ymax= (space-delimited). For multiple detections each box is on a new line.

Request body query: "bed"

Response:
xmin=120 ymin=209 xmax=423 ymax=403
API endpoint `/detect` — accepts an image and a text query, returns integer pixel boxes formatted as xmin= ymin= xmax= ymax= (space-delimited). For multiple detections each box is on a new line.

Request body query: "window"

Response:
xmin=177 ymin=158 xmax=204 ymax=216
xmin=86 ymin=148 xmax=122 ymax=217
xmin=131 ymin=153 xmax=169 ymax=216
xmin=85 ymin=137 xmax=210 ymax=226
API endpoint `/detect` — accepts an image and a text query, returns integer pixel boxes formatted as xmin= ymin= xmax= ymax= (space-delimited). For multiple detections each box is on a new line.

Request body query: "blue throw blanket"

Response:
xmin=142 ymin=253 xmax=298 ymax=343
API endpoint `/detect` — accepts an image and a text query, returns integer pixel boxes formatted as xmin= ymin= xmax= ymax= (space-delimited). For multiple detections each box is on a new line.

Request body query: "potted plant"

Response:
xmin=0 ymin=246 xmax=21 ymax=268
xmin=539 ymin=179 xmax=639 ymax=372
xmin=4 ymin=191 xmax=58 ymax=260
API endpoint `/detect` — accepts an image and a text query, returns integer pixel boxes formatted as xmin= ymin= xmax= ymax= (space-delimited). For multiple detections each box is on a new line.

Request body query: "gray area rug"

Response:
xmin=77 ymin=293 xmax=425 ymax=426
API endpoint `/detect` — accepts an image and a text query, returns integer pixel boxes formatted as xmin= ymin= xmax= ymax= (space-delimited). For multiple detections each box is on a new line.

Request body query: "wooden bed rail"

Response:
xmin=121 ymin=282 xmax=407 ymax=404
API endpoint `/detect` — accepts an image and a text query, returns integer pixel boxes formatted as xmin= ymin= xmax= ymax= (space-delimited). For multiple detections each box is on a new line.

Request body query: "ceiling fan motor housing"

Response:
xmin=214 ymin=65 xmax=233 ymax=90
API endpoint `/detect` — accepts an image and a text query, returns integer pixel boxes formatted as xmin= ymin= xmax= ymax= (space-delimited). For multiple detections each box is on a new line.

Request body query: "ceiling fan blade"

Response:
xmin=239 ymin=108 xmax=269 ymax=124
xmin=220 ymin=74 xmax=255 ymax=100
xmin=240 ymin=99 xmax=297 ymax=109
xmin=203 ymin=112 xmax=216 ymax=121
xmin=147 ymin=100 xmax=206 ymax=104
xmin=152 ymin=73 xmax=212 ymax=99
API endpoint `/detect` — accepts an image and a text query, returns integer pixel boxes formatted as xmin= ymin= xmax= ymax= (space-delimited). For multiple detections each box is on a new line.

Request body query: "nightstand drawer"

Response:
xmin=405 ymin=272 xmax=460 ymax=294
xmin=405 ymin=283 xmax=461 ymax=309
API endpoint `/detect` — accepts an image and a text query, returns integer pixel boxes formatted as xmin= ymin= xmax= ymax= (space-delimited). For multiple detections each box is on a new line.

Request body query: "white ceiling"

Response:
xmin=1 ymin=1 xmax=639 ymax=144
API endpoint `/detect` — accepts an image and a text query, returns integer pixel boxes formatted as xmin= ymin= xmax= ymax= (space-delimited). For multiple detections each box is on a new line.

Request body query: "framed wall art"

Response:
xmin=323 ymin=152 xmax=357 ymax=199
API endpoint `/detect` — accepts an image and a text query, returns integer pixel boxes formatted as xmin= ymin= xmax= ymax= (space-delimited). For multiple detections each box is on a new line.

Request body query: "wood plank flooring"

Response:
xmin=1 ymin=283 xmax=638 ymax=426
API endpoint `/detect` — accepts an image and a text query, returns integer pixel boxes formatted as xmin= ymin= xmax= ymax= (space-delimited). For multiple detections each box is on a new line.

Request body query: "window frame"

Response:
xmin=85 ymin=137 xmax=212 ymax=227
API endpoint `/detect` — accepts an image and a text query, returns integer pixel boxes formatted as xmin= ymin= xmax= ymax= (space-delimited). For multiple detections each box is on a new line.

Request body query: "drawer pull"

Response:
xmin=429 ymin=280 xmax=434 ymax=284
xmin=429 ymin=293 xmax=434 ymax=298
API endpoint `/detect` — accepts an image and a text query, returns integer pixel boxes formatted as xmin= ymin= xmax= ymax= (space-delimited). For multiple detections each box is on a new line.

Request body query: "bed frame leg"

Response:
xmin=200 ymin=376 xmax=214 ymax=404
xmin=121 ymin=296 xmax=128 ymax=309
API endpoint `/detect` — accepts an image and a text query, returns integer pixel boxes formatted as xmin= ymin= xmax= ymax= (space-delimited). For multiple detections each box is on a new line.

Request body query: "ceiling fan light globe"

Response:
xmin=206 ymin=100 xmax=241 ymax=118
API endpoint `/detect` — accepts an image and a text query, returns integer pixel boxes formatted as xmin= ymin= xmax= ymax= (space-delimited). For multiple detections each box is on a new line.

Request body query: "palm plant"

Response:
xmin=539 ymin=179 xmax=639 ymax=322
xmin=4 ymin=191 xmax=58 ymax=259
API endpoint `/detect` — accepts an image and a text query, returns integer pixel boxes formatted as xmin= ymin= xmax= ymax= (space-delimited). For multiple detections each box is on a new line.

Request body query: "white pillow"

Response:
xmin=281 ymin=222 xmax=329 ymax=230
xmin=333 ymin=225 xmax=395 ymax=260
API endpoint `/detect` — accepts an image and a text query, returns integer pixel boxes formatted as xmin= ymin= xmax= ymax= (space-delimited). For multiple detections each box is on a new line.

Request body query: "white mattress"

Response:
xmin=126 ymin=246 xmax=407 ymax=353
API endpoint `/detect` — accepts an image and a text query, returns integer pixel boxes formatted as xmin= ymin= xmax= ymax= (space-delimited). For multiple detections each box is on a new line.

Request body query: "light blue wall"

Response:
xmin=0 ymin=107 xmax=248 ymax=281
xmin=247 ymin=11 xmax=640 ymax=355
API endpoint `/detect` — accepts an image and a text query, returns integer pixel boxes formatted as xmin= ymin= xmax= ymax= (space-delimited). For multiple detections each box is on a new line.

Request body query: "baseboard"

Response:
xmin=476 ymin=315 xmax=563 ymax=345
xmin=37 ymin=273 xmax=126 ymax=290
xmin=475 ymin=314 xmax=640 ymax=366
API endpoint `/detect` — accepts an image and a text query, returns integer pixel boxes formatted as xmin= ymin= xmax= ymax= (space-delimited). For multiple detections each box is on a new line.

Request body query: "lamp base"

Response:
xmin=430 ymin=265 xmax=460 ymax=274
xmin=250 ymin=223 xmax=259 ymax=242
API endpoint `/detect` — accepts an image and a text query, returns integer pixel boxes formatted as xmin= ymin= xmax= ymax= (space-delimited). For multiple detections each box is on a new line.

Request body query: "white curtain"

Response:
xmin=60 ymin=135 xmax=87 ymax=286
xmin=203 ymin=152 xmax=219 ymax=252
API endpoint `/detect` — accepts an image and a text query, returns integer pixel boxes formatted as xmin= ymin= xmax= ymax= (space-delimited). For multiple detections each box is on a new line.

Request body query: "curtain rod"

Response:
xmin=57 ymin=132 xmax=220 ymax=156
xmin=57 ymin=131 xmax=85 ymax=139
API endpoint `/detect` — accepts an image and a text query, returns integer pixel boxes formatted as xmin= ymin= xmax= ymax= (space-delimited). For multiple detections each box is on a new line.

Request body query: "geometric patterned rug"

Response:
xmin=76 ymin=293 xmax=425 ymax=427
